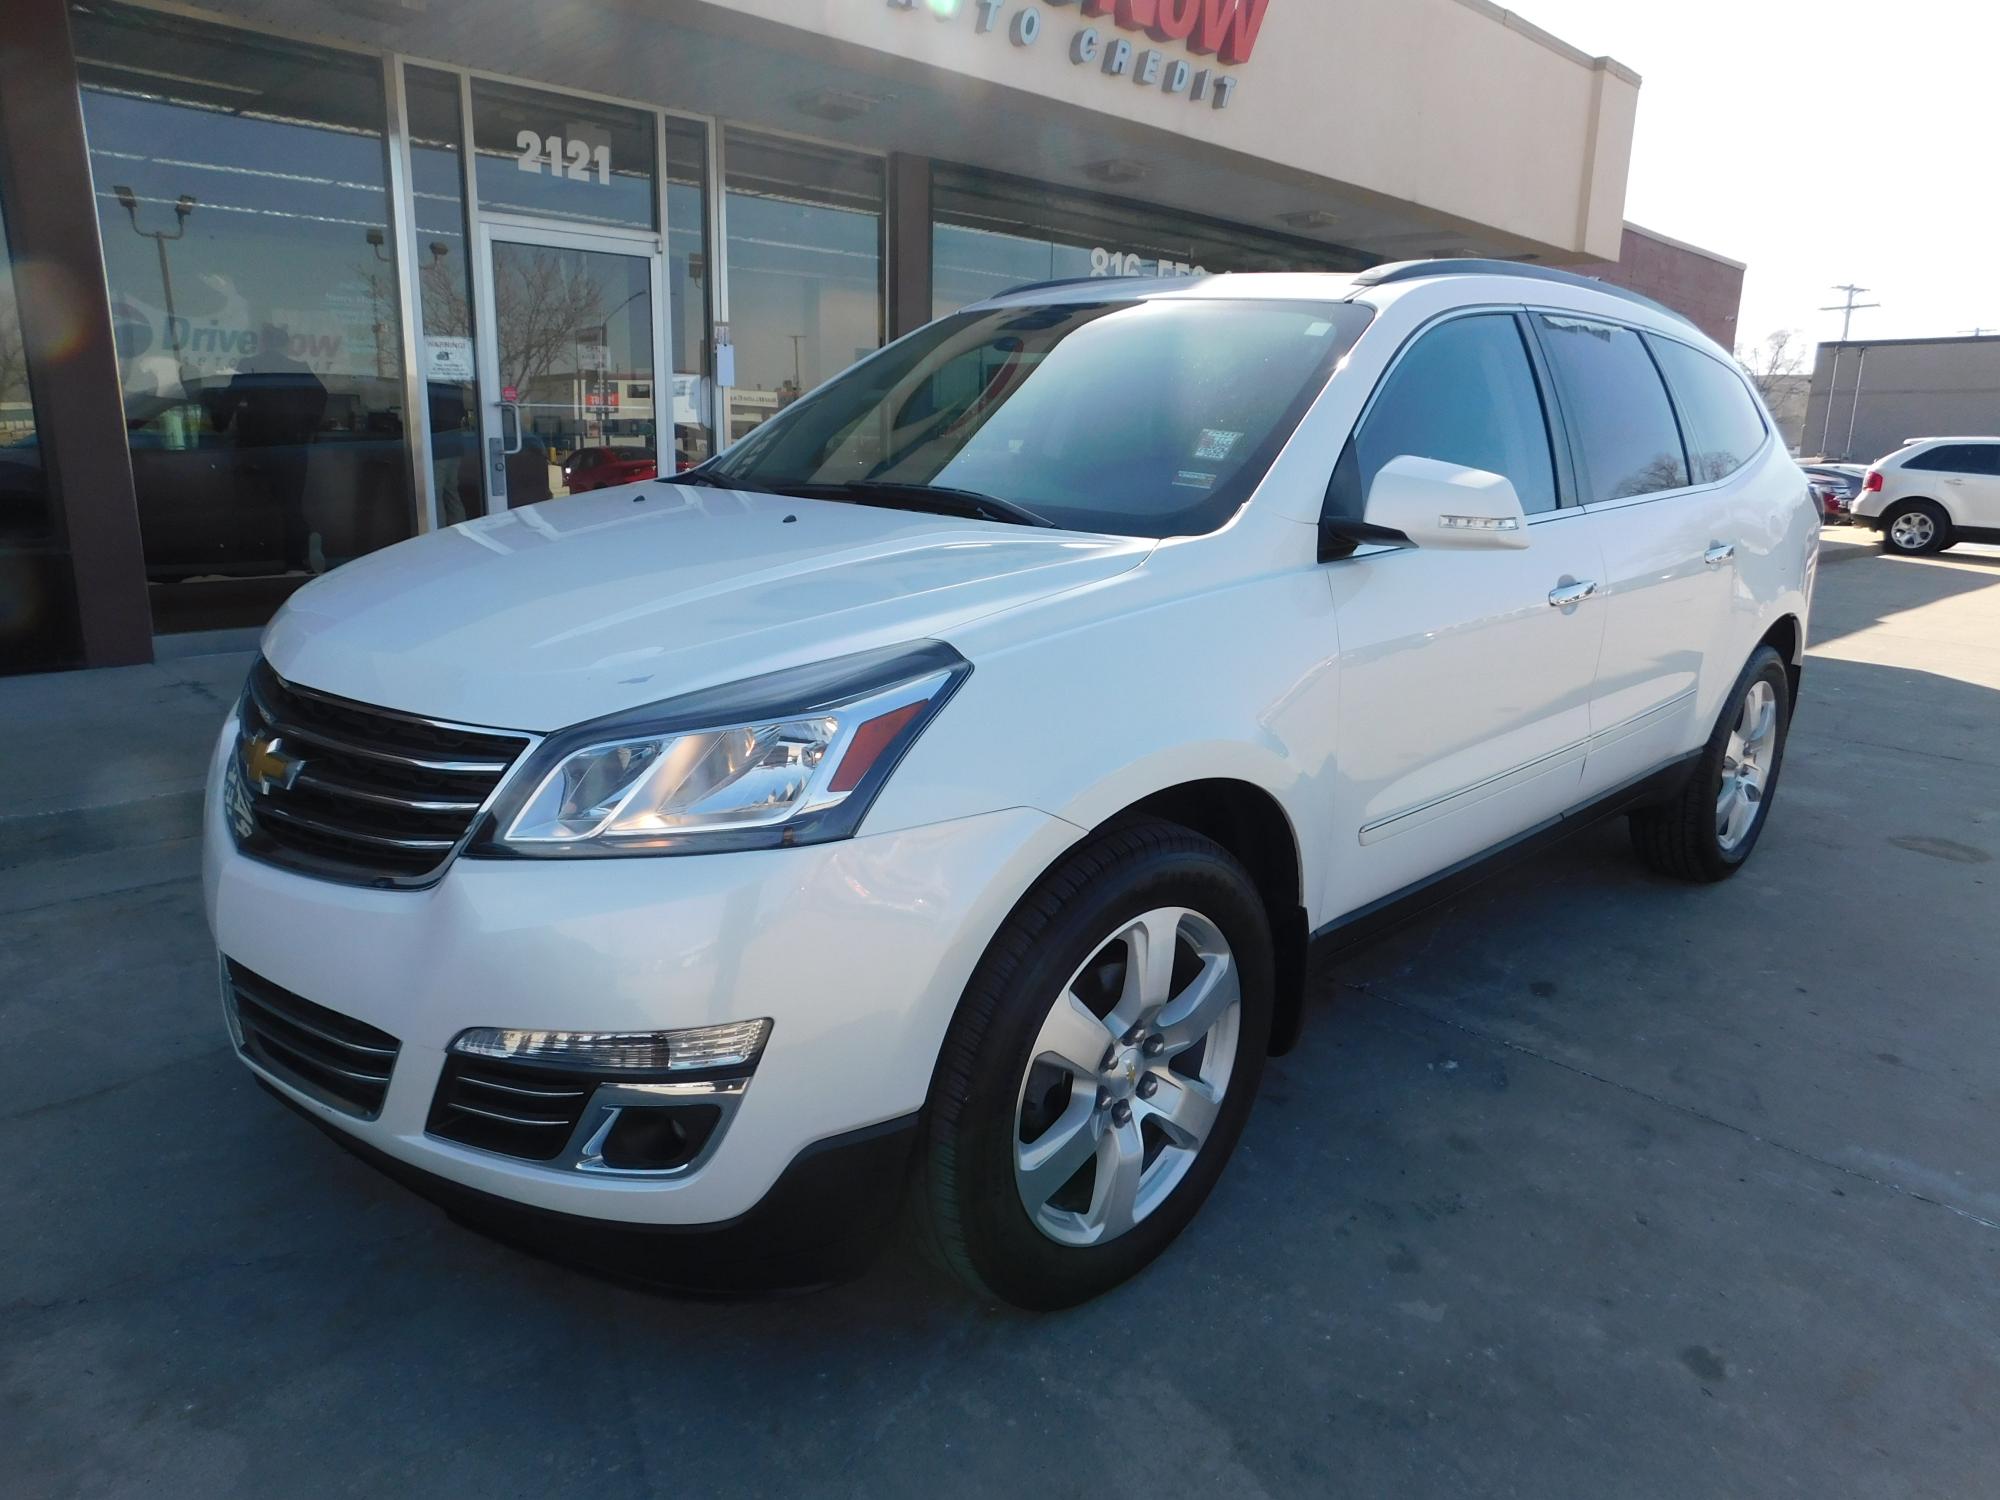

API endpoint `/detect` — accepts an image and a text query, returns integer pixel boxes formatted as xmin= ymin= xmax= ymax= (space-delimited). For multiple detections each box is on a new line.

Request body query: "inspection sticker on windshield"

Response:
xmin=1194 ymin=429 xmax=1242 ymax=462
xmin=1304 ymin=320 xmax=1334 ymax=337
xmin=1174 ymin=469 xmax=1218 ymax=490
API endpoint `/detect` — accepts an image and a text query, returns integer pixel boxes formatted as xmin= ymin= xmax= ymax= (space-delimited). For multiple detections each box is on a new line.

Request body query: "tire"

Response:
xmin=1880 ymin=500 xmax=1954 ymax=555
xmin=916 ymin=819 xmax=1273 ymax=1310
xmin=1629 ymin=646 xmax=1792 ymax=883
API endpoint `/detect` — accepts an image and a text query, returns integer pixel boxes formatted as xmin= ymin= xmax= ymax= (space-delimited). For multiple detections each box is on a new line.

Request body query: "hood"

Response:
xmin=262 ymin=483 xmax=1152 ymax=730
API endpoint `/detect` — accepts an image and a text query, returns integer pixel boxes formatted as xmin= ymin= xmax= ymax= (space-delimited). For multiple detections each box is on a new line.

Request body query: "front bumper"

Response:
xmin=202 ymin=716 xmax=1077 ymax=1242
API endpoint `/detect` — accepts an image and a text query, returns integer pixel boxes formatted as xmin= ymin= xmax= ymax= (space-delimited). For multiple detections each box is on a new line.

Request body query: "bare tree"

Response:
xmin=492 ymin=250 xmax=609 ymax=397
xmin=1736 ymin=329 xmax=1807 ymax=409
xmin=419 ymin=256 xmax=471 ymax=340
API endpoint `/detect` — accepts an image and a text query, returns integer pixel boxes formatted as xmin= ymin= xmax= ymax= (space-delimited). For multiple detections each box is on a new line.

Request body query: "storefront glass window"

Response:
xmin=406 ymin=67 xmax=482 ymax=526
xmin=470 ymin=80 xmax=656 ymax=232
xmin=0 ymin=183 xmax=83 ymax=673
xmin=665 ymin=119 xmax=713 ymax=470
xmin=723 ymin=132 xmax=882 ymax=443
xmin=932 ymin=168 xmax=1371 ymax=319
xmin=75 ymin=4 xmax=415 ymax=633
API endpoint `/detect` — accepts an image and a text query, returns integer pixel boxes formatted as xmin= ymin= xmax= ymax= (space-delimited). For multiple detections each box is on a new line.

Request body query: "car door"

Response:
xmin=1946 ymin=443 xmax=2000 ymax=527
xmin=1322 ymin=310 xmax=1609 ymax=914
xmin=1530 ymin=313 xmax=1737 ymax=799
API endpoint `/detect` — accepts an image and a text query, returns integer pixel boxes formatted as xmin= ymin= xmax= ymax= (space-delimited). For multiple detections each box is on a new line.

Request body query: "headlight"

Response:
xmin=469 ymin=641 xmax=969 ymax=858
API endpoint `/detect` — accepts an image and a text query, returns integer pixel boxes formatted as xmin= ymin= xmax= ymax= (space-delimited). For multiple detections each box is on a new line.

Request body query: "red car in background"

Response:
xmin=562 ymin=446 xmax=657 ymax=492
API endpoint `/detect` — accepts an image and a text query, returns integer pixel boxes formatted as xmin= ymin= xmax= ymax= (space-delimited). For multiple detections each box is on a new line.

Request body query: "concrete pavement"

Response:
xmin=3 ymin=534 xmax=1997 ymax=1498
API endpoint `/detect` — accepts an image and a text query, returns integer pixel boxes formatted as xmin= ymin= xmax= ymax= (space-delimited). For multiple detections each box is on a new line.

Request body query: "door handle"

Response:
xmin=1547 ymin=579 xmax=1599 ymax=609
xmin=1704 ymin=543 xmax=1736 ymax=567
xmin=496 ymin=402 xmax=524 ymax=456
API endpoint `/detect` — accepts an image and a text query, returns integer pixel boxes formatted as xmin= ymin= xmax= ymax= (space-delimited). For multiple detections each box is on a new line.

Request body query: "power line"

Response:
xmin=1820 ymin=283 xmax=1880 ymax=342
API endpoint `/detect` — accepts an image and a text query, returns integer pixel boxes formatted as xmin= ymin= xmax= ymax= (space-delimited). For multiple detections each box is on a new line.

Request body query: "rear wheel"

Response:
xmin=917 ymin=820 xmax=1272 ymax=1310
xmin=1629 ymin=646 xmax=1791 ymax=882
xmin=1881 ymin=500 xmax=1954 ymax=554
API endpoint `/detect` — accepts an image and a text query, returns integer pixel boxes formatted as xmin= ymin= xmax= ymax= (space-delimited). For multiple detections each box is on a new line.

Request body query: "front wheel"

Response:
xmin=1629 ymin=646 xmax=1792 ymax=882
xmin=917 ymin=820 xmax=1273 ymax=1310
xmin=1881 ymin=500 xmax=1954 ymax=554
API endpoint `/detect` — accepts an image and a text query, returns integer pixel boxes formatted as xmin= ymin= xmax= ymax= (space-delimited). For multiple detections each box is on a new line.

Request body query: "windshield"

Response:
xmin=699 ymin=298 xmax=1374 ymax=538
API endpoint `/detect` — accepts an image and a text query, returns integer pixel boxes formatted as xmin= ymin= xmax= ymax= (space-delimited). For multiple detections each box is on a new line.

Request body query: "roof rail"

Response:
xmin=995 ymin=272 xmax=1205 ymax=299
xmin=1351 ymin=259 xmax=1696 ymax=332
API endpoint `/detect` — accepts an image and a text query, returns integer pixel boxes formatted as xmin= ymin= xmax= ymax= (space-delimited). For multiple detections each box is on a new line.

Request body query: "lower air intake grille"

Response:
xmin=426 ymin=1056 xmax=593 ymax=1161
xmin=225 ymin=959 xmax=401 ymax=1119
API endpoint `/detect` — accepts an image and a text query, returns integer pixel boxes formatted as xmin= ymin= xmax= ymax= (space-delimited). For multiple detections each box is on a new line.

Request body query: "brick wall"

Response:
xmin=1566 ymin=224 xmax=1746 ymax=350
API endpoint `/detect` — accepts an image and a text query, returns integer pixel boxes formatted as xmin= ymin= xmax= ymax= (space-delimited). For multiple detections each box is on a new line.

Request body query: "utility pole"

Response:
xmin=1820 ymin=283 xmax=1879 ymax=342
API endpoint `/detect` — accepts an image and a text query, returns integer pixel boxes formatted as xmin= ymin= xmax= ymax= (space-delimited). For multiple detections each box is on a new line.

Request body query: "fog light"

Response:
xmin=449 ymin=1019 xmax=770 ymax=1073
xmin=599 ymin=1102 xmax=723 ymax=1171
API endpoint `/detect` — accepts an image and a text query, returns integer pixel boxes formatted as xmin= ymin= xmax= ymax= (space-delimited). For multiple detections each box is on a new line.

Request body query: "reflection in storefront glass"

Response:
xmin=405 ymin=66 xmax=482 ymax=526
xmin=492 ymin=241 xmax=654 ymax=501
xmin=931 ymin=167 xmax=1371 ymax=319
xmin=665 ymin=118 xmax=713 ymax=471
xmin=74 ymin=3 xmax=416 ymax=633
xmin=0 ymin=185 xmax=83 ymax=673
xmin=723 ymin=131 xmax=882 ymax=443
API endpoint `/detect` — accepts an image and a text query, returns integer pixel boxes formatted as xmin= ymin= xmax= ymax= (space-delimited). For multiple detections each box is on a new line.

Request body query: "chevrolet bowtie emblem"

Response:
xmin=243 ymin=734 xmax=305 ymax=794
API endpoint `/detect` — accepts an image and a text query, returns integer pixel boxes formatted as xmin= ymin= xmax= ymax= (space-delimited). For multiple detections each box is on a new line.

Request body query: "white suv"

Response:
xmin=1850 ymin=437 xmax=2000 ymax=553
xmin=203 ymin=262 xmax=1818 ymax=1308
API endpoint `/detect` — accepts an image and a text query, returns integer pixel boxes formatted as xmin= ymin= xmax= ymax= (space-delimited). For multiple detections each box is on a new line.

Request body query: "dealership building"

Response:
xmin=2 ymin=0 xmax=1733 ymax=675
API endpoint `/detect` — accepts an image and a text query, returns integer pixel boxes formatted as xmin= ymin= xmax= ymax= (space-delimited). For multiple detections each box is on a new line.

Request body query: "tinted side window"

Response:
xmin=1534 ymin=314 xmax=1688 ymax=501
xmin=1907 ymin=443 xmax=2000 ymax=474
xmin=1902 ymin=445 xmax=1961 ymax=472
xmin=1350 ymin=314 xmax=1559 ymax=514
xmin=1650 ymin=338 xmax=1768 ymax=483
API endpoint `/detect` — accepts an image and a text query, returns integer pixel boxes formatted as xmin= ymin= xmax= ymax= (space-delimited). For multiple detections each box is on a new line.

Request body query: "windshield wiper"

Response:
xmin=662 ymin=467 xmax=767 ymax=492
xmin=781 ymin=480 xmax=1058 ymax=530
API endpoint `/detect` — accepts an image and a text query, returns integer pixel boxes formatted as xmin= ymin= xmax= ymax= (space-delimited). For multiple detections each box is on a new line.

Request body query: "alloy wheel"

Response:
xmin=1013 ymin=907 xmax=1242 ymax=1247
xmin=1717 ymin=678 xmax=1779 ymax=852
xmin=1889 ymin=510 xmax=1936 ymax=551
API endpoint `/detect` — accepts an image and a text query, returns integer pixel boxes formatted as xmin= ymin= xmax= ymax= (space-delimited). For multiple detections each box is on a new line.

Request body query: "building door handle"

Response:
xmin=1548 ymin=579 xmax=1599 ymax=609
xmin=495 ymin=402 xmax=524 ymax=456
xmin=1704 ymin=543 xmax=1736 ymax=567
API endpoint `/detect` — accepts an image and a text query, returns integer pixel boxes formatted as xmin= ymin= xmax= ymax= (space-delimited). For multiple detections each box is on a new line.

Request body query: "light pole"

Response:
xmin=113 ymin=185 xmax=195 ymax=351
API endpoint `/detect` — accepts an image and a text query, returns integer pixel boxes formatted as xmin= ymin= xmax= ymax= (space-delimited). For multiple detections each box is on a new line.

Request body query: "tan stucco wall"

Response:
xmin=686 ymin=0 xmax=1638 ymax=260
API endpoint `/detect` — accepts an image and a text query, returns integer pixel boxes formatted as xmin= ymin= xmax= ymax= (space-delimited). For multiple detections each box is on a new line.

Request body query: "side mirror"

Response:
xmin=1356 ymin=455 xmax=1531 ymax=551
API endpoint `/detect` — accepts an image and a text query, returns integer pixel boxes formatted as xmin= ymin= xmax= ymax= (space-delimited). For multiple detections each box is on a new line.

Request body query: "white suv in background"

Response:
xmin=1852 ymin=436 xmax=2000 ymax=553
xmin=204 ymin=262 xmax=1818 ymax=1309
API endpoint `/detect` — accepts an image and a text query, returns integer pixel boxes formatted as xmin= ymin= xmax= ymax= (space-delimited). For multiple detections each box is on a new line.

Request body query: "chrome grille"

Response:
xmin=224 ymin=959 xmax=401 ymax=1119
xmin=230 ymin=659 xmax=529 ymax=887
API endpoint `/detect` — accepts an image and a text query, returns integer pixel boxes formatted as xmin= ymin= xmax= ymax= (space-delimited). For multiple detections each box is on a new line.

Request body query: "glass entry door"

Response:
xmin=476 ymin=223 xmax=664 ymax=507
